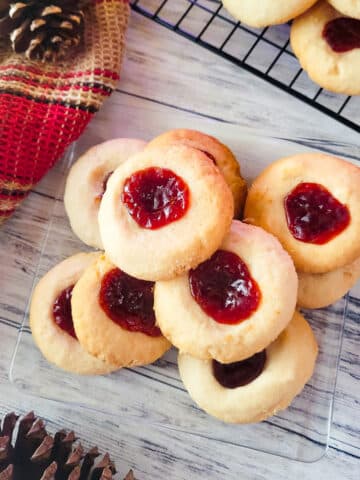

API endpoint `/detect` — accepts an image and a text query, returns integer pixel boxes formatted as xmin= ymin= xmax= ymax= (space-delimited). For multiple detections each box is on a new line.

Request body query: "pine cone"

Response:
xmin=0 ymin=0 xmax=88 ymax=62
xmin=0 ymin=412 xmax=136 ymax=480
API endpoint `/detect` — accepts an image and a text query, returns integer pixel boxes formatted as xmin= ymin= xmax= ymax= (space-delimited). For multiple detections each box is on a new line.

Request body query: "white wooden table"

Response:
xmin=0 ymin=10 xmax=359 ymax=480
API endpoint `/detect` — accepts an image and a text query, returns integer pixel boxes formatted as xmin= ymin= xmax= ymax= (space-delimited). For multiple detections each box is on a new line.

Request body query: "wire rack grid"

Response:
xmin=130 ymin=0 xmax=360 ymax=133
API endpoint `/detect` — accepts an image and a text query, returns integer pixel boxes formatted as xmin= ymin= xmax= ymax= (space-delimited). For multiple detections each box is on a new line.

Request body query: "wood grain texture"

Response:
xmin=0 ymin=8 xmax=359 ymax=480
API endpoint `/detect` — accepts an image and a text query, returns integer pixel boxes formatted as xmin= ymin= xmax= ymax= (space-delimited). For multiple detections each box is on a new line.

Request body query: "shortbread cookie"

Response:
xmin=244 ymin=153 xmax=360 ymax=274
xmin=30 ymin=252 xmax=117 ymax=375
xmin=64 ymin=138 xmax=146 ymax=248
xmin=291 ymin=2 xmax=360 ymax=95
xmin=98 ymin=144 xmax=234 ymax=281
xmin=298 ymin=256 xmax=360 ymax=308
xmin=71 ymin=255 xmax=171 ymax=367
xmin=328 ymin=0 xmax=360 ymax=20
xmin=222 ymin=0 xmax=318 ymax=27
xmin=178 ymin=311 xmax=318 ymax=424
xmin=155 ymin=220 xmax=297 ymax=363
xmin=147 ymin=129 xmax=247 ymax=218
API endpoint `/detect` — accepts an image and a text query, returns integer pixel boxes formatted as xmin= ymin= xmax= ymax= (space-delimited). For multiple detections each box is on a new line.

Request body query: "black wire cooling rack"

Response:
xmin=130 ymin=0 xmax=360 ymax=133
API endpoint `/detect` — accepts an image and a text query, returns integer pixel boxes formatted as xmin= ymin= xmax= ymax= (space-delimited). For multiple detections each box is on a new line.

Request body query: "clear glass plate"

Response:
xmin=9 ymin=97 xmax=356 ymax=463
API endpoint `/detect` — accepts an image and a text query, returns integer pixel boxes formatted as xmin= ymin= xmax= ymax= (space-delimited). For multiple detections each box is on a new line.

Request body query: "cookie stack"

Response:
xmin=31 ymin=130 xmax=245 ymax=375
xmin=221 ymin=0 xmax=360 ymax=95
xmin=30 ymin=129 xmax=359 ymax=424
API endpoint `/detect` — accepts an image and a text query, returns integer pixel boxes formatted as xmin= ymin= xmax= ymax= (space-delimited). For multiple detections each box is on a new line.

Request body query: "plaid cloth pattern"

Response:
xmin=0 ymin=0 xmax=130 ymax=223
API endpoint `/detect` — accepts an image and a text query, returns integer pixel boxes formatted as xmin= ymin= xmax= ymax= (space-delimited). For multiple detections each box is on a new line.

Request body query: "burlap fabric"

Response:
xmin=0 ymin=0 xmax=130 ymax=223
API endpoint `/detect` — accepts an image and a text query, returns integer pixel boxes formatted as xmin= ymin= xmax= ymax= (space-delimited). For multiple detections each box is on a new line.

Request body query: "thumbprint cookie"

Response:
xmin=154 ymin=220 xmax=297 ymax=363
xmin=298 ymin=256 xmax=360 ymax=309
xmin=178 ymin=311 xmax=318 ymax=424
xmin=147 ymin=129 xmax=247 ymax=218
xmin=244 ymin=153 xmax=360 ymax=274
xmin=71 ymin=255 xmax=171 ymax=368
xmin=64 ymin=138 xmax=146 ymax=249
xmin=291 ymin=1 xmax=360 ymax=95
xmin=98 ymin=144 xmax=234 ymax=281
xmin=30 ymin=252 xmax=117 ymax=375
xmin=222 ymin=0 xmax=318 ymax=27
xmin=328 ymin=0 xmax=360 ymax=19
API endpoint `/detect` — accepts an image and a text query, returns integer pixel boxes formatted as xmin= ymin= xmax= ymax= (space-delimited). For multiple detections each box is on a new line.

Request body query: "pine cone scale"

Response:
xmin=0 ymin=464 xmax=13 ymax=480
xmin=40 ymin=461 xmax=57 ymax=480
xmin=41 ymin=6 xmax=62 ymax=17
xmin=31 ymin=436 xmax=54 ymax=464
xmin=68 ymin=466 xmax=81 ymax=480
xmin=9 ymin=3 xmax=27 ymax=21
xmin=30 ymin=19 xmax=46 ymax=32
xmin=10 ymin=19 xmax=32 ymax=53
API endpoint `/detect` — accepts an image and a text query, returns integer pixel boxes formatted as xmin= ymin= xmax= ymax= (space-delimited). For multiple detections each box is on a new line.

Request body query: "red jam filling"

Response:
xmin=212 ymin=350 xmax=266 ymax=389
xmin=284 ymin=182 xmax=350 ymax=245
xmin=96 ymin=171 xmax=113 ymax=201
xmin=323 ymin=18 xmax=360 ymax=53
xmin=99 ymin=268 xmax=161 ymax=337
xmin=122 ymin=167 xmax=190 ymax=229
xmin=52 ymin=285 xmax=77 ymax=339
xmin=189 ymin=250 xmax=261 ymax=324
